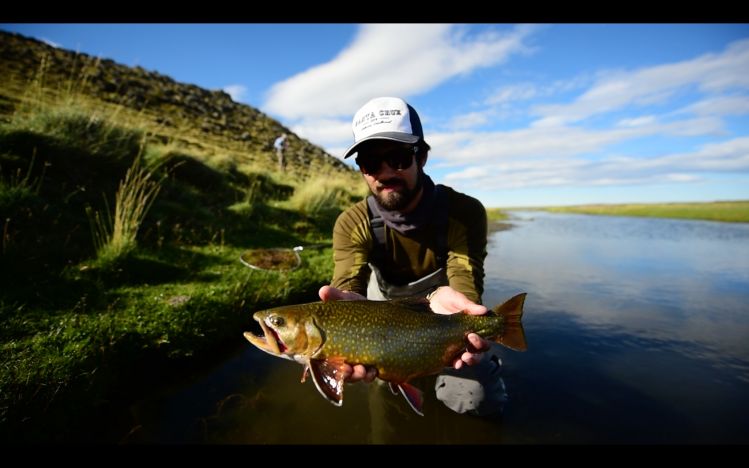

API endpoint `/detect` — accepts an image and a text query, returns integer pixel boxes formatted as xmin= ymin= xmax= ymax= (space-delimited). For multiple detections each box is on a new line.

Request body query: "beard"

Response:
xmin=373 ymin=168 xmax=424 ymax=211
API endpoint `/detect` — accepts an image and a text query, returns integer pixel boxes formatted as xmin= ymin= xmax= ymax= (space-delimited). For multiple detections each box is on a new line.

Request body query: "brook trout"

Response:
xmin=243 ymin=293 xmax=527 ymax=415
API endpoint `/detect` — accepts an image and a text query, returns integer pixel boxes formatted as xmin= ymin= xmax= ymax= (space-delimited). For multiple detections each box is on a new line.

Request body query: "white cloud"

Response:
xmin=485 ymin=83 xmax=538 ymax=105
xmin=531 ymin=38 xmax=749 ymax=127
xmin=443 ymin=136 xmax=749 ymax=191
xmin=289 ymin=117 xmax=352 ymax=148
xmin=264 ymin=24 xmax=538 ymax=120
xmin=617 ymin=115 xmax=657 ymax=127
xmin=448 ymin=111 xmax=492 ymax=129
xmin=677 ymin=95 xmax=749 ymax=117
xmin=223 ymin=84 xmax=247 ymax=102
xmin=428 ymin=116 xmax=725 ymax=166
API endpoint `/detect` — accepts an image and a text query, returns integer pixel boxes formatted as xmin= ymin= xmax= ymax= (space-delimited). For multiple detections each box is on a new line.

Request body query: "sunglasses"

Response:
xmin=355 ymin=145 xmax=419 ymax=175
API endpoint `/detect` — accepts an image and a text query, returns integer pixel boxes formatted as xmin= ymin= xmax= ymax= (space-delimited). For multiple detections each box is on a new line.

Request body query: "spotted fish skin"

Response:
xmin=310 ymin=300 xmax=503 ymax=382
xmin=244 ymin=294 xmax=527 ymax=414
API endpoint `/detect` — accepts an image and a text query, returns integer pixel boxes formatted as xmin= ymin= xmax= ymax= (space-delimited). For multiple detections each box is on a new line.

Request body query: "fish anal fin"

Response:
xmin=309 ymin=358 xmax=347 ymax=407
xmin=397 ymin=382 xmax=424 ymax=416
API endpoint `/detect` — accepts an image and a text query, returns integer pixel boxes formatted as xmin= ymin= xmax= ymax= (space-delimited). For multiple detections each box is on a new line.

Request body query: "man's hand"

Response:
xmin=427 ymin=286 xmax=491 ymax=370
xmin=318 ymin=285 xmax=375 ymax=383
xmin=318 ymin=285 xmax=366 ymax=302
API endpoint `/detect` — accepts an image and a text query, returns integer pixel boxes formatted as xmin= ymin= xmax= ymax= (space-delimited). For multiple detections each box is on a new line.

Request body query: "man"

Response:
xmin=319 ymin=96 xmax=506 ymax=417
xmin=273 ymin=133 xmax=288 ymax=172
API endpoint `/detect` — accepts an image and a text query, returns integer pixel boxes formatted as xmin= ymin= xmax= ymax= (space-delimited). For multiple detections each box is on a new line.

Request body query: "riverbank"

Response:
xmin=538 ymin=201 xmax=749 ymax=223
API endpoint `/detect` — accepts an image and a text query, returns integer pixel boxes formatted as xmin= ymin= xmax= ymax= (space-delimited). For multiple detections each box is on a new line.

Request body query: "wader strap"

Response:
xmin=366 ymin=195 xmax=386 ymax=266
xmin=433 ymin=184 xmax=448 ymax=266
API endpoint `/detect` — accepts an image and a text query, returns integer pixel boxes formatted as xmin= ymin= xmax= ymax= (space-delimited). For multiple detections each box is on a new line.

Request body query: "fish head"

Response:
xmin=243 ymin=305 xmax=324 ymax=361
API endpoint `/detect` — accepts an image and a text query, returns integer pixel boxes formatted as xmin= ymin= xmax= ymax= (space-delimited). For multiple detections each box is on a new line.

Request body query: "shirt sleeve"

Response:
xmin=331 ymin=203 xmax=373 ymax=296
xmin=445 ymin=195 xmax=487 ymax=304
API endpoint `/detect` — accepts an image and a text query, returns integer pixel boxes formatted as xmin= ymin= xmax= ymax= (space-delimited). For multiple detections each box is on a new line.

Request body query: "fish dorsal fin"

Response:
xmin=308 ymin=358 xmax=347 ymax=407
xmin=396 ymin=382 xmax=424 ymax=416
xmin=491 ymin=292 xmax=528 ymax=352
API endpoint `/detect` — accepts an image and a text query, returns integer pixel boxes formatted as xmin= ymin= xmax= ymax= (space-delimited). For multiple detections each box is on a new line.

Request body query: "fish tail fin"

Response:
xmin=491 ymin=292 xmax=528 ymax=352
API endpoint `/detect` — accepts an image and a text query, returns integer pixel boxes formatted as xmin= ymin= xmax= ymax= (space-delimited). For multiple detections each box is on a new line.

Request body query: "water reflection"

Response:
xmin=124 ymin=211 xmax=749 ymax=444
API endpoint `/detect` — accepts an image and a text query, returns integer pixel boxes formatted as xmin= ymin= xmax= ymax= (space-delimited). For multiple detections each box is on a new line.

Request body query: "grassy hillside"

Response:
xmin=0 ymin=30 xmax=368 ymax=442
xmin=0 ymin=30 xmax=354 ymax=180
xmin=542 ymin=201 xmax=749 ymax=223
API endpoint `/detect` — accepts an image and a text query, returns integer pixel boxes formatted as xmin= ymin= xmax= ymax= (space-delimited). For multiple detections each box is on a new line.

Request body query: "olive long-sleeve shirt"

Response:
xmin=331 ymin=186 xmax=487 ymax=303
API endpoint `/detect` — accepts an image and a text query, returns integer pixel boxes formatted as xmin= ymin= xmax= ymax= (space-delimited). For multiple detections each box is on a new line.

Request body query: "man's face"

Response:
xmin=355 ymin=140 xmax=425 ymax=211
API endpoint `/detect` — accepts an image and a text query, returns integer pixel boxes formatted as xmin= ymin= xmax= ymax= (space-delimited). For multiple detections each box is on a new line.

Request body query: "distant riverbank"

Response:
xmin=534 ymin=201 xmax=749 ymax=223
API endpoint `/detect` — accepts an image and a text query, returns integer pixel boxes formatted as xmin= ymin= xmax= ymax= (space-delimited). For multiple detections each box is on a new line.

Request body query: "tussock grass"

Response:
xmin=287 ymin=174 xmax=367 ymax=216
xmin=87 ymin=155 xmax=164 ymax=263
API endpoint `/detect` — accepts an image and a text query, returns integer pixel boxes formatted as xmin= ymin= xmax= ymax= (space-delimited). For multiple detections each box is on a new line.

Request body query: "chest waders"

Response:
xmin=364 ymin=186 xmax=507 ymax=417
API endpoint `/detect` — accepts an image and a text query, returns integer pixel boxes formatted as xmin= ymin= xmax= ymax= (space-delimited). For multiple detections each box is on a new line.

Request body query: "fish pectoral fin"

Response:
xmin=309 ymin=359 xmax=347 ymax=407
xmin=396 ymin=382 xmax=425 ymax=416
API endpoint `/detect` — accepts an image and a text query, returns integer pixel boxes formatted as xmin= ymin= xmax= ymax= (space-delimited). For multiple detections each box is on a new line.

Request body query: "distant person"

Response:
xmin=318 ymin=97 xmax=507 ymax=424
xmin=273 ymin=133 xmax=288 ymax=172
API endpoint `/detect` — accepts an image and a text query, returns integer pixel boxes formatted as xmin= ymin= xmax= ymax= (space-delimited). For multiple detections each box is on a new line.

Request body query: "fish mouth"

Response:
xmin=243 ymin=316 xmax=288 ymax=355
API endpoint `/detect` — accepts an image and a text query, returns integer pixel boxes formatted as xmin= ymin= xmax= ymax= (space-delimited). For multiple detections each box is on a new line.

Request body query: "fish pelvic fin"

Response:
xmin=396 ymin=382 xmax=424 ymax=416
xmin=492 ymin=292 xmax=528 ymax=352
xmin=309 ymin=358 xmax=347 ymax=407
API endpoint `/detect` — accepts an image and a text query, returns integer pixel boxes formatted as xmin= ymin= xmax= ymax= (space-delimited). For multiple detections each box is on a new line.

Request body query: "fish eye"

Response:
xmin=269 ymin=315 xmax=285 ymax=327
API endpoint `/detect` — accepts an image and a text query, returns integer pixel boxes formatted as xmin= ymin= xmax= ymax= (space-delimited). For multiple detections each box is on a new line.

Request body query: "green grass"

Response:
xmin=0 ymin=100 xmax=359 ymax=442
xmin=542 ymin=201 xmax=749 ymax=223
xmin=485 ymin=207 xmax=510 ymax=222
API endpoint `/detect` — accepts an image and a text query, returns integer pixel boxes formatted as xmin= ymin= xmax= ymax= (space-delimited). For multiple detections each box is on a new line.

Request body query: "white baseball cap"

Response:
xmin=343 ymin=96 xmax=427 ymax=159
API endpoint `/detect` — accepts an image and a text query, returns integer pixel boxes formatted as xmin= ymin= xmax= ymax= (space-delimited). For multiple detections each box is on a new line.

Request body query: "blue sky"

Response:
xmin=2 ymin=23 xmax=748 ymax=207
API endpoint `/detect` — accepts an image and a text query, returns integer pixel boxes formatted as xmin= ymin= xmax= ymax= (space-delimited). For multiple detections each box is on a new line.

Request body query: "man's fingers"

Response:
xmin=345 ymin=365 xmax=376 ymax=383
xmin=462 ymin=302 xmax=489 ymax=315
xmin=466 ymin=333 xmax=490 ymax=352
xmin=461 ymin=351 xmax=482 ymax=366
xmin=351 ymin=364 xmax=367 ymax=381
xmin=319 ymin=285 xmax=366 ymax=302
xmin=319 ymin=285 xmax=335 ymax=302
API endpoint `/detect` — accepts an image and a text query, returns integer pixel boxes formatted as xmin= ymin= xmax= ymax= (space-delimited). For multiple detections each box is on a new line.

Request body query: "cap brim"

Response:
xmin=343 ymin=132 xmax=421 ymax=159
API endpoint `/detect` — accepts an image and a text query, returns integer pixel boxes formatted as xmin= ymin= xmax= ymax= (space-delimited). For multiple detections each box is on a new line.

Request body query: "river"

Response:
xmin=121 ymin=211 xmax=749 ymax=444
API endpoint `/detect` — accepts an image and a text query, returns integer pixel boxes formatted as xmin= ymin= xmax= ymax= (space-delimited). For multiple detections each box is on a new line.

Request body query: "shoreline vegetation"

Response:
xmin=534 ymin=201 xmax=749 ymax=223
xmin=485 ymin=207 xmax=514 ymax=234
